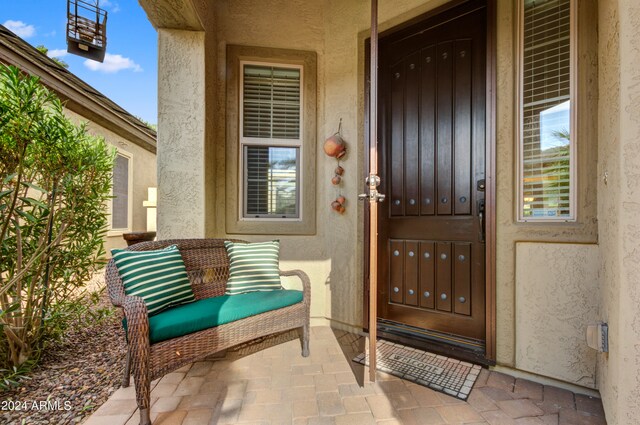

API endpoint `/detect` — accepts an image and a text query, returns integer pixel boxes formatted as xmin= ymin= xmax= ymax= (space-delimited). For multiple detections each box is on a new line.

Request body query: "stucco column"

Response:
xmin=157 ymin=29 xmax=206 ymax=238
xmin=614 ymin=0 xmax=640 ymax=420
xmin=597 ymin=0 xmax=640 ymax=422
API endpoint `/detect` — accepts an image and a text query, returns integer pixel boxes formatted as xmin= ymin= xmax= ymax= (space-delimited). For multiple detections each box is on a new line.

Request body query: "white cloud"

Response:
xmin=84 ymin=53 xmax=142 ymax=73
xmin=100 ymin=0 xmax=121 ymax=13
xmin=3 ymin=20 xmax=36 ymax=38
xmin=47 ymin=49 xmax=68 ymax=59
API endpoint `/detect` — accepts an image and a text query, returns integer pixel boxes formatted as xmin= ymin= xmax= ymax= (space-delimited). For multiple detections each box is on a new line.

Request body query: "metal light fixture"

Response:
xmin=66 ymin=0 xmax=108 ymax=62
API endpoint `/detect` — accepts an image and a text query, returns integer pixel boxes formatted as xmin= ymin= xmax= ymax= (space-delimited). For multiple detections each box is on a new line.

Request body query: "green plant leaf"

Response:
xmin=16 ymin=209 xmax=38 ymax=223
xmin=2 ymin=173 xmax=17 ymax=184
xmin=19 ymin=181 xmax=47 ymax=193
xmin=0 ymin=302 xmax=21 ymax=318
xmin=18 ymin=196 xmax=48 ymax=209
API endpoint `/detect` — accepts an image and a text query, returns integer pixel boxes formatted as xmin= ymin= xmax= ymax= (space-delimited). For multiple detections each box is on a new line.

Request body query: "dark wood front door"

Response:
xmin=377 ymin=1 xmax=487 ymax=342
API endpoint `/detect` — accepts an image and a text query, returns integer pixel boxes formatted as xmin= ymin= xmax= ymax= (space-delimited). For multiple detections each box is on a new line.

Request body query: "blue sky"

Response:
xmin=2 ymin=0 xmax=158 ymax=124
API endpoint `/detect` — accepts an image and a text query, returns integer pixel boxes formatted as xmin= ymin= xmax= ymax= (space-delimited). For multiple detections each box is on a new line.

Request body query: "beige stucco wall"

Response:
xmin=494 ymin=0 xmax=599 ymax=368
xmin=203 ymin=0 xmax=600 ymax=362
xmin=64 ymin=109 xmax=157 ymax=254
xmin=212 ymin=0 xmax=329 ymax=324
xmin=209 ymin=0 xmax=461 ymax=328
xmin=515 ymin=243 xmax=599 ymax=388
xmin=153 ymin=0 xmax=609 ymax=394
xmin=597 ymin=0 xmax=640 ymax=422
xmin=157 ymin=29 xmax=206 ymax=239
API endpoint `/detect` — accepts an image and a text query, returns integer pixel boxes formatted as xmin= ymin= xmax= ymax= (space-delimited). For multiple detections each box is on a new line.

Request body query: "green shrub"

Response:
xmin=0 ymin=64 xmax=114 ymax=369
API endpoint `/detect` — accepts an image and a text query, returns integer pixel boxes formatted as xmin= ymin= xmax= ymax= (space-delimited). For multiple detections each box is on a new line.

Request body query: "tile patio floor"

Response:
xmin=85 ymin=326 xmax=606 ymax=425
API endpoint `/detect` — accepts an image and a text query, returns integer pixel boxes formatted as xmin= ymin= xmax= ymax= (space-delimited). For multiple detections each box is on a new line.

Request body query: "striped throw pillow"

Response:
xmin=111 ymin=245 xmax=195 ymax=315
xmin=224 ymin=240 xmax=283 ymax=295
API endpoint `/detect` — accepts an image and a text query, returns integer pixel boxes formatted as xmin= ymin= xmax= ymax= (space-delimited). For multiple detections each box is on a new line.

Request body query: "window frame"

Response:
xmin=516 ymin=0 xmax=577 ymax=223
xmin=107 ymin=149 xmax=133 ymax=235
xmin=225 ymin=45 xmax=317 ymax=235
xmin=239 ymin=60 xmax=304 ymax=222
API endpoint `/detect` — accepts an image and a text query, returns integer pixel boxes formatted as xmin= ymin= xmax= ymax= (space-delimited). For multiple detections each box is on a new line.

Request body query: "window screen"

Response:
xmin=521 ymin=0 xmax=573 ymax=220
xmin=112 ymin=154 xmax=129 ymax=229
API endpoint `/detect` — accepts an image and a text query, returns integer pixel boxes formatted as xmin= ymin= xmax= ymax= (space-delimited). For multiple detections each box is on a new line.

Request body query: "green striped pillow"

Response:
xmin=111 ymin=245 xmax=195 ymax=315
xmin=224 ymin=240 xmax=283 ymax=295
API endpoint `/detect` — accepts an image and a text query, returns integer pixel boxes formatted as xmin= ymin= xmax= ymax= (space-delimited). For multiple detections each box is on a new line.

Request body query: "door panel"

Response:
xmin=436 ymin=41 xmax=453 ymax=216
xmin=420 ymin=45 xmax=437 ymax=216
xmin=404 ymin=52 xmax=421 ymax=217
xmin=406 ymin=241 xmax=419 ymax=306
xmin=454 ymin=39 xmax=473 ymax=216
xmin=435 ymin=242 xmax=452 ymax=312
xmin=453 ymin=243 xmax=472 ymax=316
xmin=419 ymin=242 xmax=435 ymax=309
xmin=378 ymin=4 xmax=486 ymax=341
xmin=389 ymin=240 xmax=404 ymax=304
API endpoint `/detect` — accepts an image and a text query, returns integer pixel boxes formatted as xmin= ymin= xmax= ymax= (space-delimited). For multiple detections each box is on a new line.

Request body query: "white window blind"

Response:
xmin=520 ymin=0 xmax=573 ymax=220
xmin=243 ymin=65 xmax=300 ymax=140
xmin=240 ymin=62 xmax=302 ymax=219
xmin=112 ymin=153 xmax=129 ymax=229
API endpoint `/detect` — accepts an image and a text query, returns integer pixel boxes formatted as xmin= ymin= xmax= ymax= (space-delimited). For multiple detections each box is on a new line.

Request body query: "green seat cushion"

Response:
xmin=224 ymin=240 xmax=282 ymax=295
xmin=142 ymin=289 xmax=303 ymax=343
xmin=112 ymin=245 xmax=195 ymax=315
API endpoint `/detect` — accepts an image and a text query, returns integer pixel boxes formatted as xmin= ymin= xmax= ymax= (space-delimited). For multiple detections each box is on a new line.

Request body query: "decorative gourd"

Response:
xmin=323 ymin=134 xmax=347 ymax=159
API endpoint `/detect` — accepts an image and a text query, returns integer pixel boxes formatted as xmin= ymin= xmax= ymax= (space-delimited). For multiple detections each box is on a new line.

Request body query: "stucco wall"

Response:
xmin=157 ymin=29 xmax=206 ymax=239
xmin=597 ymin=0 xmax=640 ymax=422
xmin=494 ymin=0 xmax=599 ymax=367
xmin=209 ymin=0 xmax=464 ymax=328
xmin=154 ymin=0 xmax=604 ymax=389
xmin=64 ymin=109 xmax=157 ymax=254
xmin=207 ymin=0 xmax=599 ymax=359
xmin=515 ymin=243 xmax=599 ymax=388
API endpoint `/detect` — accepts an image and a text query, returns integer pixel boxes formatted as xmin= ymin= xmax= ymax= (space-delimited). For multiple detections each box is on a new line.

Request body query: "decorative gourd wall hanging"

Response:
xmin=324 ymin=119 xmax=347 ymax=214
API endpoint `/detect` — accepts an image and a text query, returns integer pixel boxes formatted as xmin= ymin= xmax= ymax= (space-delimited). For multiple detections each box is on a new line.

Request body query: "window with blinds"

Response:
xmin=112 ymin=153 xmax=130 ymax=229
xmin=240 ymin=62 xmax=302 ymax=219
xmin=243 ymin=65 xmax=301 ymax=140
xmin=519 ymin=0 xmax=574 ymax=221
xmin=244 ymin=146 xmax=299 ymax=218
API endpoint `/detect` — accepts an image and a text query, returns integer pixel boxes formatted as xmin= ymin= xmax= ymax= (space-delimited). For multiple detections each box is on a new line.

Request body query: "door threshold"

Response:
xmin=377 ymin=319 xmax=495 ymax=366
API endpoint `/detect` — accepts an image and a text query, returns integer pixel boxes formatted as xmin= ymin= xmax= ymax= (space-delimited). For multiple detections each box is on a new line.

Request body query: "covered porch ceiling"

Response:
xmin=138 ymin=0 xmax=205 ymax=30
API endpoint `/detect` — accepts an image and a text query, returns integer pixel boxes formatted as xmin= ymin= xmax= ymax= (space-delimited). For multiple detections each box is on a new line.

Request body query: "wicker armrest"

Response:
xmin=110 ymin=294 xmax=126 ymax=308
xmin=280 ymin=269 xmax=311 ymax=303
xmin=122 ymin=296 xmax=150 ymax=343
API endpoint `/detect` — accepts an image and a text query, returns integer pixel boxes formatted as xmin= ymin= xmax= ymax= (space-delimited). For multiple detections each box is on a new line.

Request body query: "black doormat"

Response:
xmin=353 ymin=339 xmax=482 ymax=400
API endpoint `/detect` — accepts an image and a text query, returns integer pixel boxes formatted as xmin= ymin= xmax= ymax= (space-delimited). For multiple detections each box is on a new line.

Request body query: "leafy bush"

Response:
xmin=0 ymin=64 xmax=114 ymax=369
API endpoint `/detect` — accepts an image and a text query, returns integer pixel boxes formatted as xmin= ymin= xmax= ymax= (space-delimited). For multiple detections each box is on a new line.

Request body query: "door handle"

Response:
xmin=478 ymin=199 xmax=485 ymax=243
xmin=359 ymin=175 xmax=386 ymax=203
xmin=358 ymin=192 xmax=386 ymax=202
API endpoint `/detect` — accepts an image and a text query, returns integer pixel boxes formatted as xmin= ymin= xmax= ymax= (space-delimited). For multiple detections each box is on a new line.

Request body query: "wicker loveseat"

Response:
xmin=105 ymin=239 xmax=311 ymax=425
